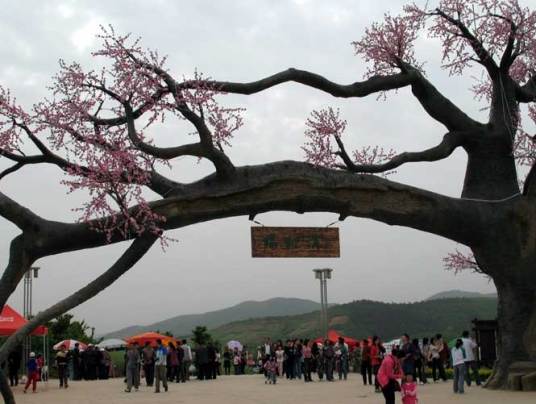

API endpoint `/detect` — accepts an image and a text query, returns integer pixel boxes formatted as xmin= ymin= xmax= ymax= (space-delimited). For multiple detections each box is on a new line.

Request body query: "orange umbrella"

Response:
xmin=126 ymin=332 xmax=178 ymax=347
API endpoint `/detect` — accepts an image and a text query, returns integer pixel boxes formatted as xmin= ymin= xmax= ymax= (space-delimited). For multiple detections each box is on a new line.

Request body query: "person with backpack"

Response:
xmin=461 ymin=330 xmax=481 ymax=386
xmin=451 ymin=339 xmax=467 ymax=394
xmin=55 ymin=344 xmax=70 ymax=389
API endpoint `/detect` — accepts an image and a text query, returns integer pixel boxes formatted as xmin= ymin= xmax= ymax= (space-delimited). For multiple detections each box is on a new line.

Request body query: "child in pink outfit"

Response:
xmin=401 ymin=374 xmax=418 ymax=404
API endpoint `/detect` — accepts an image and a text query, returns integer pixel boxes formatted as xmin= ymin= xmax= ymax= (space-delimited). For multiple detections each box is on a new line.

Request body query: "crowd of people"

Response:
xmin=10 ymin=329 xmax=482 ymax=403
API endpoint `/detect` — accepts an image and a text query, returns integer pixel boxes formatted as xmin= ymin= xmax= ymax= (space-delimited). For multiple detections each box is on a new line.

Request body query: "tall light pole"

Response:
xmin=22 ymin=267 xmax=39 ymax=365
xmin=313 ymin=268 xmax=332 ymax=339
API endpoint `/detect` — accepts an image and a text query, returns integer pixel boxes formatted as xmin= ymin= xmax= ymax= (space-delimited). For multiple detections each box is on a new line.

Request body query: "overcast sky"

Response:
xmin=0 ymin=0 xmax=511 ymax=334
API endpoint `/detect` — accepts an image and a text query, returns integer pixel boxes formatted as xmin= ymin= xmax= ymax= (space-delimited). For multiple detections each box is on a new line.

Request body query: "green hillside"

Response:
xmin=210 ymin=297 xmax=497 ymax=348
xmin=103 ymin=297 xmax=322 ymax=339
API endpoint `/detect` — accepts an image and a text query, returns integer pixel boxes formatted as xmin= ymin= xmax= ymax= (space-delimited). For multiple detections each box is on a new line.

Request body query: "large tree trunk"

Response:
xmin=486 ymin=277 xmax=536 ymax=390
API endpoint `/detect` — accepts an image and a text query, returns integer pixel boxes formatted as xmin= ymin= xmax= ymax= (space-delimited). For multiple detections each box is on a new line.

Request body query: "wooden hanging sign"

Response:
xmin=251 ymin=227 xmax=340 ymax=258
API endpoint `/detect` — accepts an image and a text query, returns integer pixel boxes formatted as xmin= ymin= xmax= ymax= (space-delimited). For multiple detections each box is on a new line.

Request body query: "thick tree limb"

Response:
xmin=24 ymin=161 xmax=490 ymax=261
xmin=0 ymin=235 xmax=35 ymax=313
xmin=0 ymin=234 xmax=157 ymax=367
xmin=0 ymin=192 xmax=42 ymax=231
xmin=335 ymin=131 xmax=466 ymax=173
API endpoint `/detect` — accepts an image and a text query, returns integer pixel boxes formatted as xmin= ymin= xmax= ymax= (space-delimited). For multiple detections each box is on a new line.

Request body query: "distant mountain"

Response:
xmin=426 ymin=290 xmax=497 ymax=301
xmin=103 ymin=297 xmax=322 ymax=339
xmin=210 ymin=297 xmax=497 ymax=349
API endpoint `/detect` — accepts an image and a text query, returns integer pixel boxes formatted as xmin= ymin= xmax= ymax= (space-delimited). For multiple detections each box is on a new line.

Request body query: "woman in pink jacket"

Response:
xmin=377 ymin=348 xmax=404 ymax=404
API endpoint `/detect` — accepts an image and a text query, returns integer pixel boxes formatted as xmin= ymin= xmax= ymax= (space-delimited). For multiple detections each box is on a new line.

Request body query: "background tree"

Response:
xmin=0 ymin=1 xmax=536 ymax=400
xmin=191 ymin=326 xmax=213 ymax=347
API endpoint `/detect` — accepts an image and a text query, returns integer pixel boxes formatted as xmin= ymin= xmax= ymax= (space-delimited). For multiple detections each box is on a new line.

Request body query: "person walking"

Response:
xmin=100 ymin=348 xmax=111 ymax=379
xmin=377 ymin=348 xmax=403 ymax=404
xmin=420 ymin=338 xmax=430 ymax=385
xmin=302 ymin=339 xmax=313 ymax=382
xmin=207 ymin=343 xmax=217 ymax=380
xmin=142 ymin=341 xmax=155 ymax=386
xmin=196 ymin=343 xmax=209 ymax=380
xmin=361 ymin=339 xmax=373 ymax=385
xmin=430 ymin=337 xmax=446 ymax=382
xmin=125 ymin=342 xmax=140 ymax=392
xmin=461 ymin=331 xmax=481 ymax=387
xmin=275 ymin=344 xmax=284 ymax=377
xmin=452 ymin=339 xmax=466 ymax=394
xmin=167 ymin=343 xmax=179 ymax=382
xmin=295 ymin=340 xmax=303 ymax=379
xmin=155 ymin=339 xmax=168 ymax=393
xmin=180 ymin=339 xmax=192 ymax=382
xmin=337 ymin=337 xmax=349 ymax=381
xmin=284 ymin=340 xmax=295 ymax=379
xmin=400 ymin=334 xmax=416 ymax=379
xmin=56 ymin=344 xmax=70 ymax=389
xmin=72 ymin=343 xmax=81 ymax=380
xmin=437 ymin=334 xmax=450 ymax=379
xmin=7 ymin=347 xmax=21 ymax=387
xmin=23 ymin=352 xmax=39 ymax=394
xmin=324 ymin=340 xmax=335 ymax=382
xmin=401 ymin=374 xmax=418 ymax=404
xmin=223 ymin=347 xmax=232 ymax=376
xmin=371 ymin=336 xmax=383 ymax=392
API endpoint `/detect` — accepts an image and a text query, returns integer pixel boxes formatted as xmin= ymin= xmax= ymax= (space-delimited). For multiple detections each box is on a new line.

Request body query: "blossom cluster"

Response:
xmin=0 ymin=26 xmax=245 ymax=244
xmin=352 ymin=13 xmax=424 ymax=77
xmin=443 ymin=249 xmax=480 ymax=274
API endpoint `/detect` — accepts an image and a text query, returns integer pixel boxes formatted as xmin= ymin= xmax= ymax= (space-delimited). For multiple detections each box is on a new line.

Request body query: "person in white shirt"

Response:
xmin=461 ymin=331 xmax=481 ymax=386
xmin=451 ymin=339 xmax=466 ymax=394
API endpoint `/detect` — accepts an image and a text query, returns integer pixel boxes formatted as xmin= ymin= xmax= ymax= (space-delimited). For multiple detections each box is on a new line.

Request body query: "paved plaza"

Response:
xmin=12 ymin=374 xmax=536 ymax=404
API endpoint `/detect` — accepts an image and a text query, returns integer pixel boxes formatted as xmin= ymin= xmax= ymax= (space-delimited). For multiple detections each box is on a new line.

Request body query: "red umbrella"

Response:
xmin=53 ymin=339 xmax=88 ymax=351
xmin=126 ymin=332 xmax=178 ymax=347
xmin=313 ymin=330 xmax=360 ymax=349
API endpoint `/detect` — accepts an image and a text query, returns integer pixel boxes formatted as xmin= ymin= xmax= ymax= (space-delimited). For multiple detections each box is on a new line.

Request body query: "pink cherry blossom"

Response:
xmin=302 ymin=107 xmax=347 ymax=168
xmin=352 ymin=12 xmax=424 ymax=77
xmin=443 ymin=249 xmax=480 ymax=274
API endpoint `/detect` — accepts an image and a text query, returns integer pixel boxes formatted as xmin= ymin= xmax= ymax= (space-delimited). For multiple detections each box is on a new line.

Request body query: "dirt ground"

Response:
xmin=12 ymin=373 xmax=536 ymax=404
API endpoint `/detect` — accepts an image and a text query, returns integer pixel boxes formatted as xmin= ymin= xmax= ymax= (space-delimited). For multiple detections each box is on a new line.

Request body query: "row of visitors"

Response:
xmin=254 ymin=337 xmax=351 ymax=383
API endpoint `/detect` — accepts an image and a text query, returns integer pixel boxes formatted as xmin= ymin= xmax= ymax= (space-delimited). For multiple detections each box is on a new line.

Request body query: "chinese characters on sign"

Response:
xmin=251 ymin=227 xmax=340 ymax=258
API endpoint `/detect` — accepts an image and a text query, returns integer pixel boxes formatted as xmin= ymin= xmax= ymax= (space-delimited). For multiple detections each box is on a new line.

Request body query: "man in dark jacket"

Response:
xmin=196 ymin=344 xmax=209 ymax=380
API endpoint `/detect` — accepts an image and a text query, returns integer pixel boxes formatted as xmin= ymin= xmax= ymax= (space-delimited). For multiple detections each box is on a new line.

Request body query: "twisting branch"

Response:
xmin=335 ymin=131 xmax=467 ymax=173
xmin=190 ymin=68 xmax=479 ymax=132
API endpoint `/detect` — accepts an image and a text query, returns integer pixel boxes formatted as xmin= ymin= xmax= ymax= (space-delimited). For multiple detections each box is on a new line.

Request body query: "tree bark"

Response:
xmin=486 ymin=278 xmax=536 ymax=389
xmin=0 ymin=369 xmax=14 ymax=404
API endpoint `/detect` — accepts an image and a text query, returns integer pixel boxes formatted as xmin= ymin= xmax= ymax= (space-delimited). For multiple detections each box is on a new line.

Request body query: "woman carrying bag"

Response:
xmin=377 ymin=348 xmax=404 ymax=404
